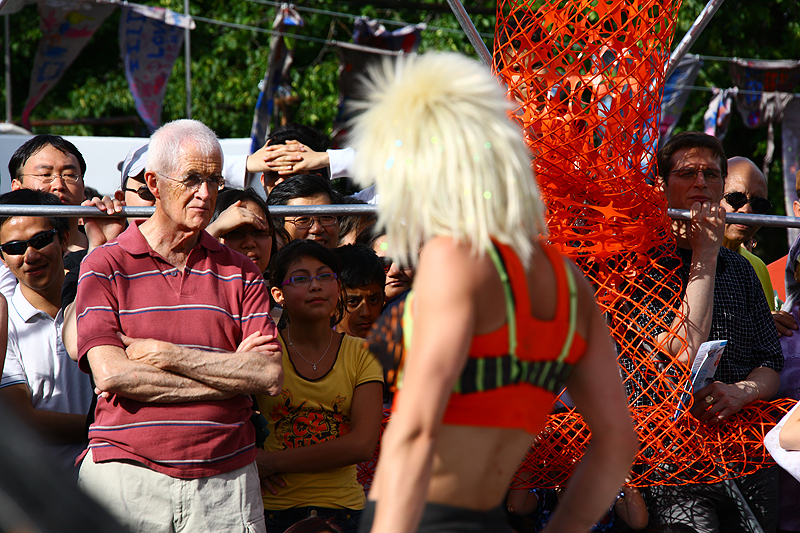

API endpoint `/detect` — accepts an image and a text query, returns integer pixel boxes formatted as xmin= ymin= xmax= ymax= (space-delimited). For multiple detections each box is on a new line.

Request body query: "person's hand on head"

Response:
xmin=258 ymin=140 xmax=330 ymax=176
xmin=206 ymin=200 xmax=268 ymax=239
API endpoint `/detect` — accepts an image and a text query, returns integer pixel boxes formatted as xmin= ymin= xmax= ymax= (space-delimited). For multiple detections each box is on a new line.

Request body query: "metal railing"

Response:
xmin=0 ymin=204 xmax=797 ymax=229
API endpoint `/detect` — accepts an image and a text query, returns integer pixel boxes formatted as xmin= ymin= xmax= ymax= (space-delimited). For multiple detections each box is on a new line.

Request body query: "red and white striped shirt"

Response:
xmin=76 ymin=220 xmax=276 ymax=479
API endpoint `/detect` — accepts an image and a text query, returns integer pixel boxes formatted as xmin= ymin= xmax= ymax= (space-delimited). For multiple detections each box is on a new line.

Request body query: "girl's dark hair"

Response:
xmin=338 ymin=196 xmax=376 ymax=243
xmin=211 ymin=188 xmax=278 ymax=260
xmin=268 ymin=240 xmax=346 ymax=325
xmin=354 ymin=224 xmax=384 ymax=249
xmin=332 ymin=244 xmax=385 ymax=289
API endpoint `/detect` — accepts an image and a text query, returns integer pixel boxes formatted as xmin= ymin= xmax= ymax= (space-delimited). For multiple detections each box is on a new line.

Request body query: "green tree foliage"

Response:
xmin=3 ymin=0 xmax=799 ymax=258
xmin=1 ymin=0 xmax=495 ymax=137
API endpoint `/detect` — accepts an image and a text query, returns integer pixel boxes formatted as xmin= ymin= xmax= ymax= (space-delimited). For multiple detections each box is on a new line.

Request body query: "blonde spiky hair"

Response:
xmin=348 ymin=52 xmax=546 ymax=268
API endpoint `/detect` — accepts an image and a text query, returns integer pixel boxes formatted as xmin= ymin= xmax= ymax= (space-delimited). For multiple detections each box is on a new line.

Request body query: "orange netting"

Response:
xmin=492 ymin=0 xmax=793 ymax=487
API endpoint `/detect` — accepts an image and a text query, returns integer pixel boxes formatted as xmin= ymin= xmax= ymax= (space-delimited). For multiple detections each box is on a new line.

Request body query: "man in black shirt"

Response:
xmin=640 ymin=132 xmax=782 ymax=533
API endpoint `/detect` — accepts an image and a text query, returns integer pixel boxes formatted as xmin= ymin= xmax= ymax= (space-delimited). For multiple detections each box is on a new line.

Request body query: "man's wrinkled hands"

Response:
xmin=690 ymin=380 xmax=757 ymax=424
xmin=237 ymin=331 xmax=281 ymax=355
xmin=119 ymin=332 xmax=178 ymax=370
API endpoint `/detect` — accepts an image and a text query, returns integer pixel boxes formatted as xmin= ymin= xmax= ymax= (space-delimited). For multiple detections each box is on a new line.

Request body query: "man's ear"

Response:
xmin=656 ymin=175 xmax=667 ymax=194
xmin=144 ymin=171 xmax=160 ymax=201
xmin=59 ymin=230 xmax=70 ymax=251
xmin=114 ymin=190 xmax=125 ymax=202
xmin=11 ymin=179 xmax=22 ymax=191
xmin=793 ymin=200 xmax=800 ymax=219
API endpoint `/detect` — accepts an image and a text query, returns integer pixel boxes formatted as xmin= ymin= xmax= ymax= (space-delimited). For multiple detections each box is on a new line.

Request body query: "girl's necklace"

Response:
xmin=287 ymin=327 xmax=333 ymax=371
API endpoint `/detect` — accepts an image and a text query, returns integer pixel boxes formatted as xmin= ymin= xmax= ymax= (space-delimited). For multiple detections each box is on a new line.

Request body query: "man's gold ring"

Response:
xmin=705 ymin=395 xmax=714 ymax=405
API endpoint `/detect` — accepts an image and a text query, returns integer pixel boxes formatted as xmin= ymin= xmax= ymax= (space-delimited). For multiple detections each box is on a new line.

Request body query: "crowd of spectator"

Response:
xmin=2 ymin=51 xmax=800 ymax=533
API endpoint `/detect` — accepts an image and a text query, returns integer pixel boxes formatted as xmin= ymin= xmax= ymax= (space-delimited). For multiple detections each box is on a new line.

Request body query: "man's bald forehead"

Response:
xmin=726 ymin=157 xmax=766 ymax=189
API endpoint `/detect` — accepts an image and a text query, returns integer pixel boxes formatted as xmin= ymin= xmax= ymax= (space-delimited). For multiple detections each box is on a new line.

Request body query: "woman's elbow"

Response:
xmin=779 ymin=425 xmax=800 ymax=451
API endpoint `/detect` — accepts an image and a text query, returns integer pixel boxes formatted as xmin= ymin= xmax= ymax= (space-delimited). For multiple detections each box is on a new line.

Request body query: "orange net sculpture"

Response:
xmin=493 ymin=0 xmax=793 ymax=487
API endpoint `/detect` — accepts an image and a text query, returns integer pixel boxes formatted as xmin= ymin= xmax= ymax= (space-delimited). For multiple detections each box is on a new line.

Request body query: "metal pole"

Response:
xmin=184 ymin=0 xmax=192 ymax=119
xmin=2 ymin=205 xmax=798 ymax=229
xmin=664 ymin=0 xmax=725 ymax=79
xmin=4 ymin=13 xmax=10 ymax=123
xmin=446 ymin=0 xmax=493 ymax=67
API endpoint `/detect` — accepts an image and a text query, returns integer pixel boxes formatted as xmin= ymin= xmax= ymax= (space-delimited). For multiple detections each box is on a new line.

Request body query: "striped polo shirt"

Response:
xmin=76 ymin=220 xmax=276 ymax=479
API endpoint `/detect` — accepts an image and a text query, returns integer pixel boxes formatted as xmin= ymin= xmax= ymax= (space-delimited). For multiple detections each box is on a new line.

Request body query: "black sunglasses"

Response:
xmin=723 ymin=192 xmax=771 ymax=215
xmin=0 ymin=229 xmax=59 ymax=256
xmin=123 ymin=185 xmax=156 ymax=202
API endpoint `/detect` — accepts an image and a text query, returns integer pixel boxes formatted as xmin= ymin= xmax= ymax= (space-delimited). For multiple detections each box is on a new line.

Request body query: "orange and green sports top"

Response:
xmin=366 ymin=240 xmax=587 ymax=435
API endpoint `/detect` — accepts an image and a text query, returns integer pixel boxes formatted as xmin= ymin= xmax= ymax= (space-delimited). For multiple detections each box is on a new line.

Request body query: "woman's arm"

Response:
xmin=541 ymin=266 xmax=638 ymax=533
xmin=256 ymin=381 xmax=383 ymax=485
xmin=780 ymin=403 xmax=800 ymax=450
xmin=368 ymin=237 xmax=483 ymax=533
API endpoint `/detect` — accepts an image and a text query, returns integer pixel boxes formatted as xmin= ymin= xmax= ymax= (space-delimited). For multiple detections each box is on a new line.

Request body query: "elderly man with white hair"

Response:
xmin=74 ymin=119 xmax=282 ymax=533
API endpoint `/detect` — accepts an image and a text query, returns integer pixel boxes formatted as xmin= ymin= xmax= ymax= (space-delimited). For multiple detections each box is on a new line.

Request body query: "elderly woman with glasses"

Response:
xmin=350 ymin=53 xmax=637 ymax=533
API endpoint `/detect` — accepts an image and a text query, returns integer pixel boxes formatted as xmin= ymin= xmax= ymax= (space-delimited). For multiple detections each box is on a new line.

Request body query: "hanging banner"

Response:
xmin=352 ymin=18 xmax=424 ymax=53
xmin=730 ymin=58 xmax=800 ymax=128
xmin=249 ymin=5 xmax=303 ymax=154
xmin=119 ymin=6 xmax=193 ymax=133
xmin=703 ymin=87 xmax=736 ymax=140
xmin=782 ymin=98 xmax=800 ymax=246
xmin=21 ymin=0 xmax=116 ymax=129
xmin=658 ymin=54 xmax=701 ymax=146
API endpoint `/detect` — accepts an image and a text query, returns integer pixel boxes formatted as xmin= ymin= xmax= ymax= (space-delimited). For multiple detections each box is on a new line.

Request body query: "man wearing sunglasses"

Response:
xmin=75 ymin=120 xmax=282 ymax=533
xmin=0 ymin=189 xmax=92 ymax=480
xmin=635 ymin=132 xmax=782 ymax=532
xmin=719 ymin=157 xmax=777 ymax=313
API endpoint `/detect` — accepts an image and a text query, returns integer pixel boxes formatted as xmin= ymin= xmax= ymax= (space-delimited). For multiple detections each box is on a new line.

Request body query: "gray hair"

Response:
xmin=147 ymin=119 xmax=223 ymax=177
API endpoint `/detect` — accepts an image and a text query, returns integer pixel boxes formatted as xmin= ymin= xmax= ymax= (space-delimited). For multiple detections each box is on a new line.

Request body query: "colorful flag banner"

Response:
xmin=658 ymin=54 xmax=701 ymax=146
xmin=730 ymin=58 xmax=800 ymax=128
xmin=782 ymin=99 xmax=800 ymax=246
xmin=249 ymin=5 xmax=304 ymax=154
xmin=119 ymin=6 xmax=193 ymax=133
xmin=703 ymin=87 xmax=737 ymax=140
xmin=21 ymin=0 xmax=116 ymax=129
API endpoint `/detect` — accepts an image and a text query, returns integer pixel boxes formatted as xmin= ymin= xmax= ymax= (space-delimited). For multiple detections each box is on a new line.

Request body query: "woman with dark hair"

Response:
xmin=208 ymin=188 xmax=276 ymax=275
xmin=255 ymin=240 xmax=384 ymax=533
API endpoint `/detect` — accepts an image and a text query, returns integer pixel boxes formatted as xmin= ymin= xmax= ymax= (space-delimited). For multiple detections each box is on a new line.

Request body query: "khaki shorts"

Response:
xmin=78 ymin=450 xmax=266 ymax=533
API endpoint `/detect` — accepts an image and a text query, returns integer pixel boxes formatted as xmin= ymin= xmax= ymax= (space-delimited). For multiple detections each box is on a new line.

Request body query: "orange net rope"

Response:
xmin=492 ymin=0 xmax=793 ymax=487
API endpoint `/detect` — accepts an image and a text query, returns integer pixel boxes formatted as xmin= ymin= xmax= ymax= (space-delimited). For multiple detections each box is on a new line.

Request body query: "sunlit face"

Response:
xmin=148 ymin=144 xmax=222 ymax=233
xmin=720 ymin=161 xmax=768 ymax=247
xmin=372 ymin=235 xmax=414 ymax=300
xmin=338 ymin=282 xmax=385 ymax=338
xmin=219 ymin=200 xmax=274 ymax=274
xmin=270 ymin=255 xmax=341 ymax=322
xmin=0 ymin=216 xmax=66 ymax=299
xmin=284 ymin=193 xmax=340 ymax=249
xmin=662 ymin=147 xmax=724 ymax=211
xmin=13 ymin=144 xmax=84 ymax=207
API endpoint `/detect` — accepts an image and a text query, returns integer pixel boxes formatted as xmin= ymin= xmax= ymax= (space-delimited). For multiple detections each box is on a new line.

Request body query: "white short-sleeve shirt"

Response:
xmin=1 ymin=285 xmax=92 ymax=473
